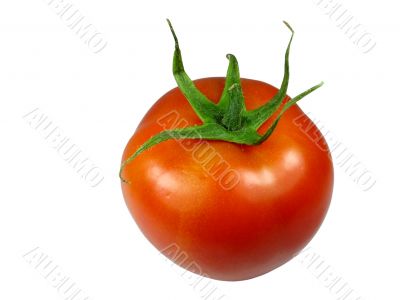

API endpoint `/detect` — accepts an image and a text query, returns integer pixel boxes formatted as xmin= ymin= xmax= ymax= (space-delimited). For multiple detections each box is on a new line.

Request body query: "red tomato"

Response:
xmin=121 ymin=77 xmax=333 ymax=281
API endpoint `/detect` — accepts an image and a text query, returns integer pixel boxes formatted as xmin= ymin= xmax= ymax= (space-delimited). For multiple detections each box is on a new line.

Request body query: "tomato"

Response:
xmin=120 ymin=20 xmax=333 ymax=280
xmin=121 ymin=77 xmax=333 ymax=280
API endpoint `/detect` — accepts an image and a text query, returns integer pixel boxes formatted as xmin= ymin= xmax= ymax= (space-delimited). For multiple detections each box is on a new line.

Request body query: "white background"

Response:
xmin=1 ymin=0 xmax=399 ymax=299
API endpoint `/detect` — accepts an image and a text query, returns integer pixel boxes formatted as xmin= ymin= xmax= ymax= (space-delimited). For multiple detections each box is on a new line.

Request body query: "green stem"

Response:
xmin=120 ymin=20 xmax=323 ymax=183
xmin=245 ymin=21 xmax=293 ymax=130
xmin=167 ymin=19 xmax=221 ymax=123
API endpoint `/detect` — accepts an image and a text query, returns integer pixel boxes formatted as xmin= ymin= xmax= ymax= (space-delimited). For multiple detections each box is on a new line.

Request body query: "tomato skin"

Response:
xmin=121 ymin=77 xmax=333 ymax=281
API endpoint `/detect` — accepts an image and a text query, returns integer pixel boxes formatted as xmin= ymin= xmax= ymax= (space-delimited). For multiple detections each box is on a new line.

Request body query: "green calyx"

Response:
xmin=120 ymin=20 xmax=323 ymax=183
